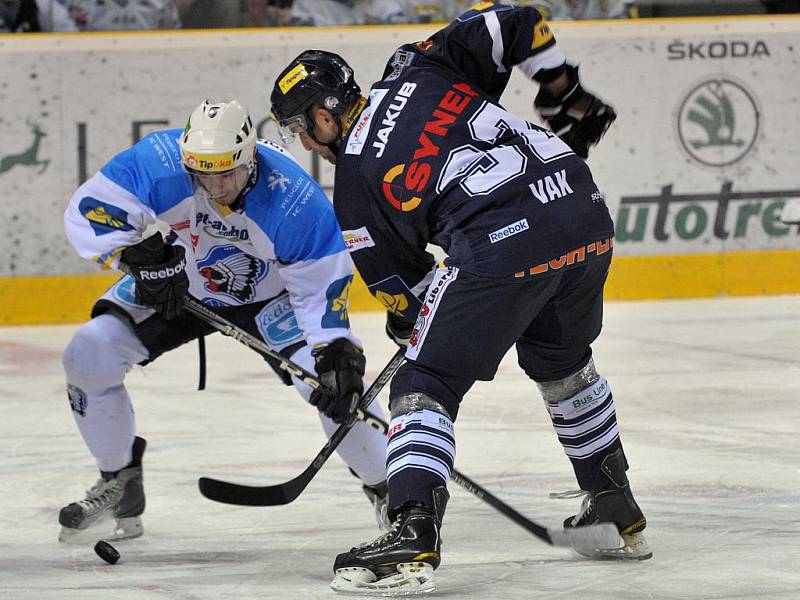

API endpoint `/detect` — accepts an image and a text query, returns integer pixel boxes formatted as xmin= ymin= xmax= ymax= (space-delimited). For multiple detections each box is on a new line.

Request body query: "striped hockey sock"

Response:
xmin=386 ymin=409 xmax=456 ymax=509
xmin=544 ymin=377 xmax=622 ymax=491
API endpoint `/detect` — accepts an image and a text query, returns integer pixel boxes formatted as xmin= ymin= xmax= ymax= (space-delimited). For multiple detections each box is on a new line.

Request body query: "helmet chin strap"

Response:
xmin=230 ymin=161 xmax=258 ymax=211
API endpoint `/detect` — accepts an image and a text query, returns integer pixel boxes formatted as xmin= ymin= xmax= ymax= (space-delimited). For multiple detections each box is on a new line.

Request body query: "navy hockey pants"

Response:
xmin=390 ymin=251 xmax=612 ymax=420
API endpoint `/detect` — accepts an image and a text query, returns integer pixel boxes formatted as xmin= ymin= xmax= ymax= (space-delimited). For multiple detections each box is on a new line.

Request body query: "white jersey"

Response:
xmin=64 ymin=129 xmax=359 ymax=350
xmin=60 ymin=0 xmax=180 ymax=31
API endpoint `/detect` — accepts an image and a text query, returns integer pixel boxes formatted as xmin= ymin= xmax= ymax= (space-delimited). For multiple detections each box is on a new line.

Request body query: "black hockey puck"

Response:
xmin=94 ymin=540 xmax=120 ymax=565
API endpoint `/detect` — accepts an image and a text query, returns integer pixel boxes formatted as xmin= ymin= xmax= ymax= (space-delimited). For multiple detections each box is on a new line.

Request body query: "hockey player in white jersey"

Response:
xmin=59 ymin=99 xmax=390 ymax=542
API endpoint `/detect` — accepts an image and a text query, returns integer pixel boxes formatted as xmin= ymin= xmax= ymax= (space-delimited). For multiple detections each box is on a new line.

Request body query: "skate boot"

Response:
xmin=556 ymin=449 xmax=652 ymax=560
xmin=59 ymin=436 xmax=146 ymax=543
xmin=331 ymin=486 xmax=449 ymax=596
xmin=362 ymin=480 xmax=392 ymax=532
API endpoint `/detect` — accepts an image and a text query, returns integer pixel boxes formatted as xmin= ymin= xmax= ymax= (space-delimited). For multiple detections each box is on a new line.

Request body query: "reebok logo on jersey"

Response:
xmin=342 ymin=227 xmax=375 ymax=252
xmin=489 ymin=219 xmax=529 ymax=244
xmin=373 ymin=82 xmax=417 ymax=158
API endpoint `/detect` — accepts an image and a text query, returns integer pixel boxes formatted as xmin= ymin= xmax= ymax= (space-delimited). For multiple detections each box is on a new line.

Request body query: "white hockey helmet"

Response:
xmin=180 ymin=100 xmax=257 ymax=203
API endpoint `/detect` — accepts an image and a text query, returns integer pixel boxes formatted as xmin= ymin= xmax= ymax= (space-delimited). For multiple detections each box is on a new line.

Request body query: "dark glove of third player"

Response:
xmin=310 ymin=338 xmax=366 ymax=424
xmin=534 ymin=64 xmax=617 ymax=159
xmin=385 ymin=312 xmax=414 ymax=347
xmin=121 ymin=232 xmax=189 ymax=320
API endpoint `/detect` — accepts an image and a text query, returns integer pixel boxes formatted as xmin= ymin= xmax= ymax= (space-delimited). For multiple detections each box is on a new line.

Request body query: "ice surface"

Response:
xmin=1 ymin=296 xmax=799 ymax=599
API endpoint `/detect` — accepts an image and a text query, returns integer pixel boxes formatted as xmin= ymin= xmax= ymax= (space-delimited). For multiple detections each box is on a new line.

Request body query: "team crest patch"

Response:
xmin=367 ymin=275 xmax=422 ymax=320
xmin=197 ymin=245 xmax=267 ymax=303
xmin=256 ymin=295 xmax=303 ymax=348
xmin=322 ymin=276 xmax=353 ymax=329
xmin=110 ymin=275 xmax=138 ymax=306
xmin=79 ymin=197 xmax=134 ymax=236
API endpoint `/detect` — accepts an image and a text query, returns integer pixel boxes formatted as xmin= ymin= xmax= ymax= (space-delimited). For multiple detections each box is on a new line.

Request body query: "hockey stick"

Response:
xmin=186 ymin=297 xmax=621 ymax=550
xmin=198 ymin=346 xmax=406 ymax=506
xmin=183 ymin=296 xmax=325 ymax=392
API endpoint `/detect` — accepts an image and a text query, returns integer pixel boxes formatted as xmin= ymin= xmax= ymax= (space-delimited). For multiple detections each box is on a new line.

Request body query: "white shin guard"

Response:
xmin=63 ymin=314 xmax=148 ymax=473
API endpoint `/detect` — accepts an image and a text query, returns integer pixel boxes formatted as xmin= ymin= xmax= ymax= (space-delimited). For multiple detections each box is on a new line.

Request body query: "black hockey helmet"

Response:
xmin=270 ymin=50 xmax=361 ymax=144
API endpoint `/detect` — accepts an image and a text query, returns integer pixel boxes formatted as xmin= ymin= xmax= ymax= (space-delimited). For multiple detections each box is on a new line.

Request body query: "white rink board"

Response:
xmin=1 ymin=17 xmax=800 ymax=277
xmin=1 ymin=299 xmax=799 ymax=599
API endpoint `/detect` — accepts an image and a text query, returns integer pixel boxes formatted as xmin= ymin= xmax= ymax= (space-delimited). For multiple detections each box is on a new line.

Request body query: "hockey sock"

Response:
xmin=386 ymin=408 xmax=455 ymax=509
xmin=544 ymin=376 xmax=622 ymax=491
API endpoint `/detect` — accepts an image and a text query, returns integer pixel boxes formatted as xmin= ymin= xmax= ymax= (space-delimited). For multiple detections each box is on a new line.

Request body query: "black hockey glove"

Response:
xmin=310 ymin=338 xmax=366 ymax=424
xmin=385 ymin=312 xmax=414 ymax=348
xmin=534 ymin=64 xmax=617 ymax=159
xmin=121 ymin=232 xmax=189 ymax=320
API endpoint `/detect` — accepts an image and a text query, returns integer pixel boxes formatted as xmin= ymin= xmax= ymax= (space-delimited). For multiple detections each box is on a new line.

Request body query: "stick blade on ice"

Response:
xmin=198 ymin=471 xmax=312 ymax=506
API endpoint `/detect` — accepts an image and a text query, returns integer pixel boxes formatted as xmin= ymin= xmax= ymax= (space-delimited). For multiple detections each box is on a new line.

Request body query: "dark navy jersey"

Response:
xmin=334 ymin=3 xmax=614 ymax=319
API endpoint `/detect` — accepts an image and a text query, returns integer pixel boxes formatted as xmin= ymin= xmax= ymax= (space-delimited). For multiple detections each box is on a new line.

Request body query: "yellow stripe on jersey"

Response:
xmin=532 ymin=19 xmax=554 ymax=49
xmin=469 ymin=1 xmax=496 ymax=11
xmin=92 ymin=246 xmax=124 ymax=270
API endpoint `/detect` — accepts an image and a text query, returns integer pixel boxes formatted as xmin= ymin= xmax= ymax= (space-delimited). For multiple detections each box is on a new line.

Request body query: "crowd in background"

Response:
xmin=2 ymin=0 xmax=799 ymax=33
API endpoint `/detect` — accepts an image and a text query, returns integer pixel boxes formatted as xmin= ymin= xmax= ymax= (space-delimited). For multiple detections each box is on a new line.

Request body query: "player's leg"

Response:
xmin=59 ymin=276 xmax=208 ymax=542
xmin=517 ymin=252 xmax=651 ymax=560
xmin=228 ymin=294 xmax=390 ymax=530
xmin=332 ymin=267 xmax=529 ymax=594
xmin=288 ymin=344 xmax=391 ymax=530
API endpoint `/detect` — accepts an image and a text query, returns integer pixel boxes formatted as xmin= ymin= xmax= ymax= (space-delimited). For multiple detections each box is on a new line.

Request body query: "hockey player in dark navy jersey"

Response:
xmin=271 ymin=3 xmax=650 ymax=593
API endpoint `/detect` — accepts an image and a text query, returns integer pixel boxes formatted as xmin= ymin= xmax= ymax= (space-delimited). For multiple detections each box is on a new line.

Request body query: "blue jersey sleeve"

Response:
xmin=99 ymin=129 xmax=191 ymax=216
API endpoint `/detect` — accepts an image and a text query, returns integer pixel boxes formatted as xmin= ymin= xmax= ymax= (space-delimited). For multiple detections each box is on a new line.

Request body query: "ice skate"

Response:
xmin=554 ymin=449 xmax=652 ymax=560
xmin=362 ymin=480 xmax=392 ymax=532
xmin=331 ymin=486 xmax=448 ymax=596
xmin=59 ymin=437 xmax=146 ymax=543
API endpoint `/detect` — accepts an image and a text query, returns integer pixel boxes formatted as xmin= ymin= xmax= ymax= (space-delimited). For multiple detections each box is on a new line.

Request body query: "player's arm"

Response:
xmin=343 ymin=223 xmax=436 ymax=348
xmin=269 ymin=214 xmax=361 ymax=351
xmin=64 ymin=148 xmax=159 ymax=271
xmin=63 ymin=144 xmax=189 ymax=318
xmin=511 ymin=7 xmax=617 ymax=158
xmin=422 ymin=3 xmax=616 ymax=157
xmin=258 ymin=185 xmax=366 ymax=423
